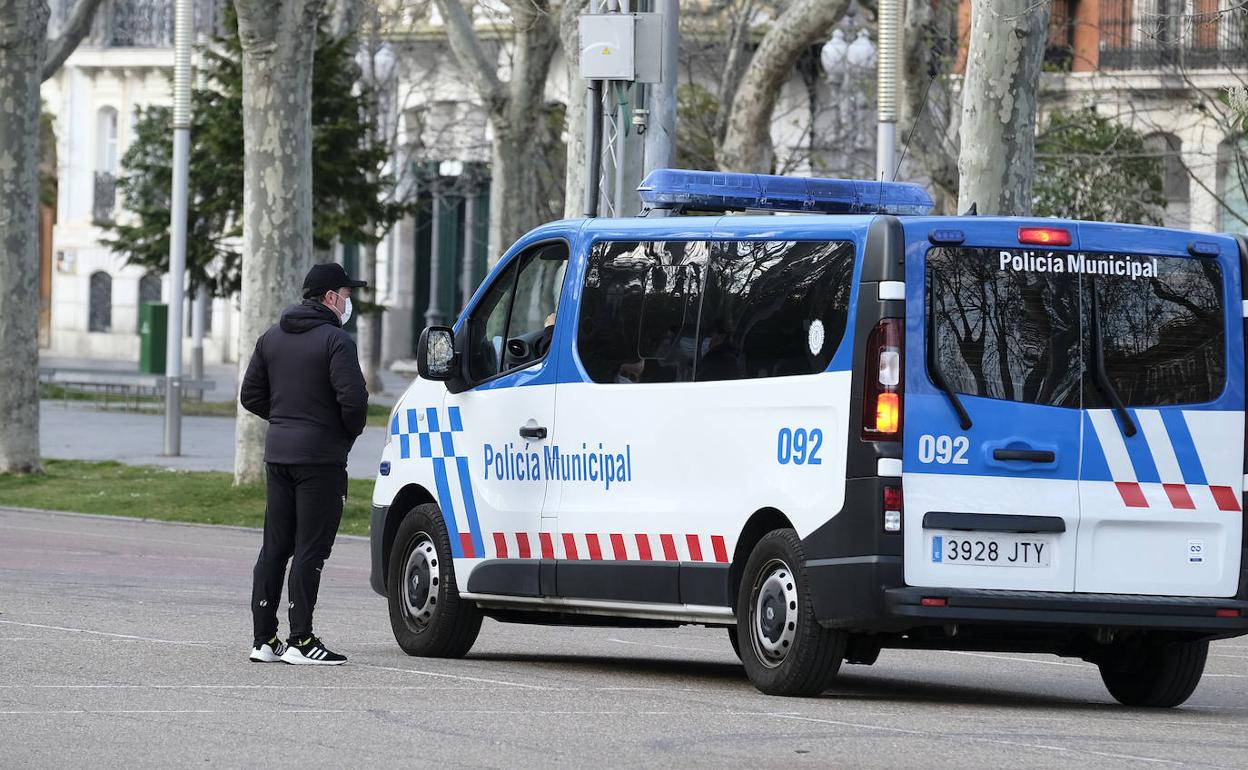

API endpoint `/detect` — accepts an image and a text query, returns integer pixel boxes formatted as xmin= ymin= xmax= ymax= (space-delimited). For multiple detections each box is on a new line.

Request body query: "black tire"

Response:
xmin=1099 ymin=638 xmax=1208 ymax=708
xmin=736 ymin=528 xmax=847 ymax=696
xmin=727 ymin=626 xmax=742 ymax=661
xmin=386 ymin=503 xmax=482 ymax=658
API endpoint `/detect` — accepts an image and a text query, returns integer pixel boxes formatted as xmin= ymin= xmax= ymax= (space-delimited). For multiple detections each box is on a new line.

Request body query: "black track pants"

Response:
xmin=251 ymin=463 xmax=346 ymax=643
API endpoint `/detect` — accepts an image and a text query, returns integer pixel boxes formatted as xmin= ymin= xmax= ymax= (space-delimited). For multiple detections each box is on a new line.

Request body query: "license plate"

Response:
xmin=929 ymin=532 xmax=1051 ymax=567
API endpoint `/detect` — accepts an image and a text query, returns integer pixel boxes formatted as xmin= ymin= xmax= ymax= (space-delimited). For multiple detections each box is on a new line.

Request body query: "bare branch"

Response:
xmin=717 ymin=0 xmax=850 ymax=172
xmin=42 ymin=0 xmax=108 ymax=81
xmin=434 ymin=0 xmax=507 ymax=110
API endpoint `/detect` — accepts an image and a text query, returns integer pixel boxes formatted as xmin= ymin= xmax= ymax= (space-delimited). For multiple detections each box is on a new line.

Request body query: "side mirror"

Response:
xmin=417 ymin=326 xmax=458 ymax=381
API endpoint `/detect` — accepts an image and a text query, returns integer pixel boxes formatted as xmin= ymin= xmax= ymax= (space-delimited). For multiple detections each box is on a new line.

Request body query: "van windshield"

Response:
xmin=927 ymin=247 xmax=1225 ymax=408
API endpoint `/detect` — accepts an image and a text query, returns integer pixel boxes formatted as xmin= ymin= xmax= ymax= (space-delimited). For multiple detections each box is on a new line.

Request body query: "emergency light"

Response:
xmin=637 ymin=168 xmax=935 ymax=216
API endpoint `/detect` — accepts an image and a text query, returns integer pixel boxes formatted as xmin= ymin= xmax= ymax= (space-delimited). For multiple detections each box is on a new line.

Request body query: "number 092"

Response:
xmin=777 ymin=428 xmax=823 ymax=465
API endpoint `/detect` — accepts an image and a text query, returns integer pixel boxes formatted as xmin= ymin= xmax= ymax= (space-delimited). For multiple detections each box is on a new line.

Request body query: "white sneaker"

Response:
xmin=249 ymin=637 xmax=288 ymax=663
xmin=280 ymin=635 xmax=347 ymax=666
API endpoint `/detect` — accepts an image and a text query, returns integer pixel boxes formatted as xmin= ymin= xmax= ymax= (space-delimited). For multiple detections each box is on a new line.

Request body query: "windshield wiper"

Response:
xmin=927 ymin=288 xmax=973 ymax=430
xmin=1089 ymin=287 xmax=1137 ymax=437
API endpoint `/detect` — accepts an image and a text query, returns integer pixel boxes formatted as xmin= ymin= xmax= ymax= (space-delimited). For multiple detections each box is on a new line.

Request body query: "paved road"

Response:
xmin=4 ymin=507 xmax=1248 ymax=768
xmin=40 ymin=403 xmax=388 ymax=480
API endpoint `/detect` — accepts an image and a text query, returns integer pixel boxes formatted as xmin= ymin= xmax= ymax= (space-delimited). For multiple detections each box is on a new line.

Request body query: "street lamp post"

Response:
xmin=163 ymin=0 xmax=192 ymax=457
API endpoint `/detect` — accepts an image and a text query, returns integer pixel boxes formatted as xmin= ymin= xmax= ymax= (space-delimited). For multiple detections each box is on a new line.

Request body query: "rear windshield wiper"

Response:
xmin=926 ymin=288 xmax=973 ymax=430
xmin=1089 ymin=287 xmax=1137 ymax=437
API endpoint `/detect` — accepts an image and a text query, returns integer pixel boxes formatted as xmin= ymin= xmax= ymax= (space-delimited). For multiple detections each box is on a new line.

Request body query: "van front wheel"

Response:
xmin=1099 ymin=638 xmax=1208 ymax=708
xmin=386 ymin=503 xmax=482 ymax=658
xmin=736 ymin=529 xmax=846 ymax=696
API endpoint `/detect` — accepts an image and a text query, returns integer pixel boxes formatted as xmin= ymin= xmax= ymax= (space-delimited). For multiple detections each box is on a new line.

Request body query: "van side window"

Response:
xmin=577 ymin=240 xmax=709 ymax=384
xmin=695 ymin=240 xmax=855 ymax=381
xmin=466 ymin=243 xmax=567 ymax=383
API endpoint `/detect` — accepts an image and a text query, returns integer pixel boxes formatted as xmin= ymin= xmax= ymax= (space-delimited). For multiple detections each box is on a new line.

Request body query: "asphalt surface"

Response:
xmin=4 ymin=506 xmax=1248 ymax=768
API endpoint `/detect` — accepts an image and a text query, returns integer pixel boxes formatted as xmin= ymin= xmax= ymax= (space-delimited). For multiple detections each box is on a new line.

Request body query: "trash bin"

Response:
xmin=139 ymin=303 xmax=168 ymax=375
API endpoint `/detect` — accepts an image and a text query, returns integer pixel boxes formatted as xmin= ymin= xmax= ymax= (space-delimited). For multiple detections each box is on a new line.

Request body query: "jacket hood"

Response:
xmin=279 ymin=299 xmax=341 ymax=334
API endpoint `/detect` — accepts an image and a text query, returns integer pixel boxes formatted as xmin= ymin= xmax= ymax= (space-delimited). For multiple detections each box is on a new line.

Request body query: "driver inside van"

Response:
xmin=535 ymin=312 xmax=556 ymax=359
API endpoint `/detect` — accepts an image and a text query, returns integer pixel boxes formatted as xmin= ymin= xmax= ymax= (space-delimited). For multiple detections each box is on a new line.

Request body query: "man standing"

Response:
xmin=241 ymin=262 xmax=369 ymax=665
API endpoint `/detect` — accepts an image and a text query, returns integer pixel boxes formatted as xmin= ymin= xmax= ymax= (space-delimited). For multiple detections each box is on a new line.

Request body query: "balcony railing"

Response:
xmin=1100 ymin=2 xmax=1248 ymax=71
xmin=93 ymin=171 xmax=116 ymax=225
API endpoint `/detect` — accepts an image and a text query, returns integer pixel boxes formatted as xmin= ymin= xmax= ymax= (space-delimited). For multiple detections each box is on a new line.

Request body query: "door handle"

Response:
xmin=992 ymin=448 xmax=1055 ymax=463
xmin=519 ymin=425 xmax=548 ymax=440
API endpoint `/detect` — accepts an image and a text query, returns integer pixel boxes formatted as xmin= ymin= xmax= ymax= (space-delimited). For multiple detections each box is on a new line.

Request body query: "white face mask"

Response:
xmin=332 ymin=291 xmax=352 ymax=325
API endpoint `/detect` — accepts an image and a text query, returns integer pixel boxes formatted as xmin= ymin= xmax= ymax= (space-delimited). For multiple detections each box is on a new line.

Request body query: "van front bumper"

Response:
xmin=369 ymin=503 xmax=388 ymax=596
xmin=809 ymin=557 xmax=1248 ymax=637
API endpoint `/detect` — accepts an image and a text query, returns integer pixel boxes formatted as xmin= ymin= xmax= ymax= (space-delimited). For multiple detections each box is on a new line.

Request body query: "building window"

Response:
xmin=94 ymin=106 xmax=119 ymax=224
xmin=1144 ymin=132 xmax=1189 ymax=203
xmin=89 ymin=271 xmax=113 ymax=332
xmin=137 ymin=273 xmax=161 ymax=333
xmin=1219 ymin=136 xmax=1248 ymax=234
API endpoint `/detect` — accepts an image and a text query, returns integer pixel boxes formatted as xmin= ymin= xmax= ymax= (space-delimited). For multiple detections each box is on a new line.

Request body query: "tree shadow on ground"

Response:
xmin=461 ymin=651 xmax=1123 ymax=711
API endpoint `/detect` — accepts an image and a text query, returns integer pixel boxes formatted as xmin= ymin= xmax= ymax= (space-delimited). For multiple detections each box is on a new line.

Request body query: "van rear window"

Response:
xmin=1095 ymin=256 xmax=1225 ymax=406
xmin=926 ymin=248 xmax=1226 ymax=407
xmin=927 ymin=247 xmax=1082 ymax=407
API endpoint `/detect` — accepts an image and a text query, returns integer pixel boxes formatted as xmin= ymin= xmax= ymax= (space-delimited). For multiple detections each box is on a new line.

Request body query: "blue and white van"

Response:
xmin=369 ymin=169 xmax=1248 ymax=706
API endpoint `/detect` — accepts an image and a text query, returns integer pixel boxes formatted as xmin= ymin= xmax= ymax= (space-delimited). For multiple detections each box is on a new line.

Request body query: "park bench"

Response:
xmin=38 ymin=367 xmax=217 ymax=412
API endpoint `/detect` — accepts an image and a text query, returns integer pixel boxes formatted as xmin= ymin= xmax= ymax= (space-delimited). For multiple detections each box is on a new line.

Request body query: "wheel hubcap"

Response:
xmin=750 ymin=559 xmax=798 ymax=668
xmin=400 ymin=534 xmax=439 ymax=628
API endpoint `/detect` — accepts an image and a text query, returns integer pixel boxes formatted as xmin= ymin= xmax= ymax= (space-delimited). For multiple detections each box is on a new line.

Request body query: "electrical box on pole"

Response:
xmin=580 ymin=14 xmax=664 ymax=83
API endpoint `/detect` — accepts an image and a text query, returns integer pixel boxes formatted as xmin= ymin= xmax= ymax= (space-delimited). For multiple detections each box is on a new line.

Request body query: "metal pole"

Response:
xmin=643 ymin=0 xmax=678 ymax=177
xmin=164 ymin=0 xmax=192 ymax=456
xmin=460 ymin=191 xmax=476 ymax=313
xmin=876 ymin=0 xmax=899 ymax=180
xmin=425 ymin=194 xmax=443 ymax=327
xmin=584 ymin=79 xmax=603 ymax=218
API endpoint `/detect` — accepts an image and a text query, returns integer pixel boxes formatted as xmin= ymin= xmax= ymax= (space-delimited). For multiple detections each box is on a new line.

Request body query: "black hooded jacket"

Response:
xmin=240 ymin=300 xmax=368 ymax=466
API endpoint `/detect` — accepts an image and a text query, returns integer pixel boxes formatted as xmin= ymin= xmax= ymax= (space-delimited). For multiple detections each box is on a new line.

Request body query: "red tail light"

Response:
xmin=883 ymin=484 xmax=903 ymax=532
xmin=1018 ymin=226 xmax=1072 ymax=246
xmin=862 ymin=319 xmax=903 ymax=441
xmin=1216 ymin=608 xmax=1241 ymax=618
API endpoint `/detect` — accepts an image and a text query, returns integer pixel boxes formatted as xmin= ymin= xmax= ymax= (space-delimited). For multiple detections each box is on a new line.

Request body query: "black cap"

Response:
xmin=302 ymin=262 xmax=367 ymax=298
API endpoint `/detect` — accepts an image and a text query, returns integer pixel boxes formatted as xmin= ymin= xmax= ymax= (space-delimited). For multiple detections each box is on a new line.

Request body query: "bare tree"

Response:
xmin=559 ymin=0 xmax=589 ymax=219
xmin=232 ymin=0 xmax=326 ymax=485
xmin=901 ymin=0 xmax=959 ymax=206
xmin=717 ymin=0 xmax=849 ymax=173
xmin=435 ymin=0 xmax=558 ymax=260
xmin=957 ymin=0 xmax=1051 ymax=216
xmin=0 ymin=0 xmax=110 ymax=475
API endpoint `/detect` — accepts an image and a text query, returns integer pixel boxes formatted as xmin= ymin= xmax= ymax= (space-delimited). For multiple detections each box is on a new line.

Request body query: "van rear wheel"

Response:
xmin=736 ymin=528 xmax=846 ymax=696
xmin=386 ymin=503 xmax=482 ymax=658
xmin=1099 ymin=638 xmax=1208 ymax=708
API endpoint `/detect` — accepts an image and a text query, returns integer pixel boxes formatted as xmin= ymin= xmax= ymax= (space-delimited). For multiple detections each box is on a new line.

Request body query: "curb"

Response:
xmin=0 ymin=505 xmax=370 ymax=542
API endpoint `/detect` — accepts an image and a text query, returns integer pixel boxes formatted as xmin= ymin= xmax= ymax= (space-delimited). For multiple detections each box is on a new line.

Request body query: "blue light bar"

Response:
xmin=637 ymin=168 xmax=934 ymax=216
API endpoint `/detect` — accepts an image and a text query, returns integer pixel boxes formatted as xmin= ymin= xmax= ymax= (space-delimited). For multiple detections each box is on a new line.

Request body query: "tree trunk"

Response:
xmin=436 ymin=0 xmax=557 ymax=262
xmin=717 ymin=0 xmax=848 ymax=173
xmin=356 ymin=237 xmax=384 ymax=393
xmin=957 ymin=0 xmax=1050 ymax=216
xmin=485 ymin=4 xmax=557 ymax=261
xmin=0 ymin=0 xmax=50 ymax=474
xmin=232 ymin=0 xmax=324 ymax=485
xmin=559 ymin=0 xmax=589 ymax=219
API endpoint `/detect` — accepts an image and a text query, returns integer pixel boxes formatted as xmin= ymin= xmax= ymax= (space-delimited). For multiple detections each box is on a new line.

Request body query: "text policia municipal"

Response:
xmin=483 ymin=442 xmax=634 ymax=491
xmin=1000 ymin=251 xmax=1160 ymax=279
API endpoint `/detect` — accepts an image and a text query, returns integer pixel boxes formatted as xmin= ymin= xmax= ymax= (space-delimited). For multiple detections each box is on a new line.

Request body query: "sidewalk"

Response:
xmin=40 ymin=402 xmax=388 ymax=480
xmin=39 ymin=353 xmax=413 ymax=406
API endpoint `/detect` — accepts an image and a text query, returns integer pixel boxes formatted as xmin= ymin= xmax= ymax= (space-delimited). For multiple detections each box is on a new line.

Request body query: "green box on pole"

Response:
xmin=139 ymin=303 xmax=168 ymax=375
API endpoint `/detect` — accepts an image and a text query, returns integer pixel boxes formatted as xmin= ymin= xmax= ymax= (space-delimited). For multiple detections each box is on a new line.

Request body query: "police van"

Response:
xmin=369 ymin=169 xmax=1248 ymax=706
